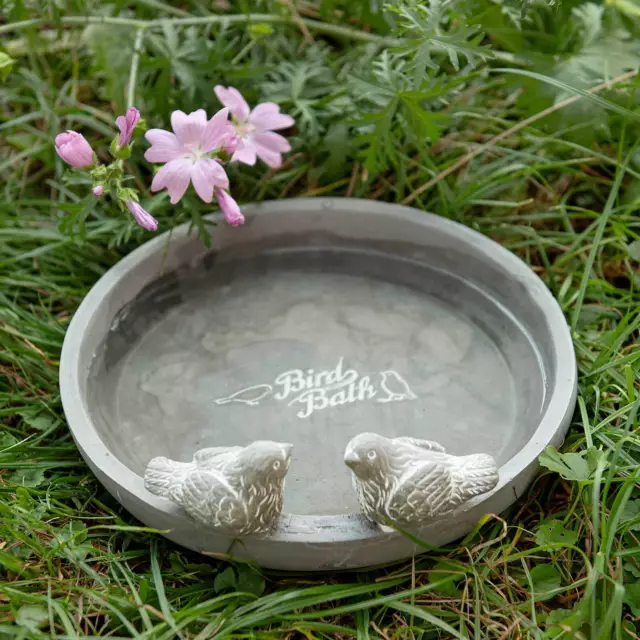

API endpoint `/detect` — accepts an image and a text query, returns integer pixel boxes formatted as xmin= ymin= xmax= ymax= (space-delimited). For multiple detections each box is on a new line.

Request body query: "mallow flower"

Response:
xmin=144 ymin=108 xmax=230 ymax=204
xmin=214 ymin=85 xmax=294 ymax=168
xmin=55 ymin=131 xmax=94 ymax=168
xmin=116 ymin=107 xmax=140 ymax=147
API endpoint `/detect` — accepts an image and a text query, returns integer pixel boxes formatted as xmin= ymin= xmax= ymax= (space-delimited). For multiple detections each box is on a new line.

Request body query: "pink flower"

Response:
xmin=55 ymin=131 xmax=94 ymax=169
xmin=215 ymin=188 xmax=244 ymax=226
xmin=126 ymin=200 xmax=158 ymax=231
xmin=144 ymin=109 xmax=230 ymax=204
xmin=214 ymin=86 xmax=294 ymax=169
xmin=116 ymin=107 xmax=140 ymax=147
xmin=92 ymin=185 xmax=104 ymax=197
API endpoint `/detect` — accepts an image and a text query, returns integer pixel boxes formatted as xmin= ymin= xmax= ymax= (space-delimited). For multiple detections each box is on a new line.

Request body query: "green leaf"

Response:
xmin=573 ymin=3 xmax=603 ymax=46
xmin=542 ymin=608 xmax=575 ymax=638
xmin=401 ymin=95 xmax=446 ymax=141
xmin=15 ymin=605 xmax=48 ymax=632
xmin=529 ymin=564 xmax=561 ymax=597
xmin=214 ymin=567 xmax=237 ymax=594
xmin=19 ymin=408 xmax=55 ymax=432
xmin=0 ymin=53 xmax=15 ymax=82
xmin=8 ymin=468 xmax=46 ymax=488
xmin=51 ymin=522 xmax=92 ymax=561
xmin=539 ymin=447 xmax=590 ymax=481
xmin=83 ymin=24 xmax=133 ymax=109
xmin=0 ymin=550 xmax=25 ymax=574
xmin=235 ymin=564 xmax=266 ymax=597
xmin=625 ymin=582 xmax=640 ymax=616
xmin=0 ymin=433 xmax=19 ymax=450
xmin=535 ymin=520 xmax=578 ymax=547
xmin=619 ymin=499 xmax=640 ymax=531
xmin=495 ymin=68 xmax=640 ymax=123
xmin=627 ymin=240 xmax=640 ymax=262
xmin=624 ymin=561 xmax=640 ymax=579
xmin=585 ymin=447 xmax=607 ymax=474
xmin=426 ymin=561 xmax=462 ymax=596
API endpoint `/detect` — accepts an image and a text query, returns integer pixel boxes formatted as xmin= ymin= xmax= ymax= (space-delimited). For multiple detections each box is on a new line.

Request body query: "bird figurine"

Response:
xmin=144 ymin=440 xmax=293 ymax=536
xmin=344 ymin=433 xmax=499 ymax=527
xmin=376 ymin=371 xmax=417 ymax=403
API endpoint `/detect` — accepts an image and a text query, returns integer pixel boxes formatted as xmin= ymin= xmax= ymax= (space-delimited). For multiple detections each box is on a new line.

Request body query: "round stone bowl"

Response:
xmin=60 ymin=198 xmax=576 ymax=571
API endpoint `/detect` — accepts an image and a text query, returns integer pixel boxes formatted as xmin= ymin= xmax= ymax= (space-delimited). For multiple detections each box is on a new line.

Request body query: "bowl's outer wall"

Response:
xmin=60 ymin=198 xmax=577 ymax=570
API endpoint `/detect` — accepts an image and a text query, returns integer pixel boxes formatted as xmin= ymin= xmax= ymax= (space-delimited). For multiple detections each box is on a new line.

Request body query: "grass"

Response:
xmin=1 ymin=0 xmax=640 ymax=637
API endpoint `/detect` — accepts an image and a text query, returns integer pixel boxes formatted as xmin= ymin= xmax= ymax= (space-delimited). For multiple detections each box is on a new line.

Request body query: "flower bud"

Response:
xmin=126 ymin=200 xmax=158 ymax=231
xmin=115 ymin=107 xmax=141 ymax=147
xmin=55 ymin=131 xmax=94 ymax=169
xmin=215 ymin=189 xmax=244 ymax=226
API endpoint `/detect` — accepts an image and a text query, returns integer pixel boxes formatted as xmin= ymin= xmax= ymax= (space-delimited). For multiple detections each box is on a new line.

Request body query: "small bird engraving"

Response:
xmin=214 ymin=384 xmax=273 ymax=406
xmin=144 ymin=441 xmax=293 ymax=536
xmin=344 ymin=433 xmax=499 ymax=527
xmin=376 ymin=371 xmax=417 ymax=403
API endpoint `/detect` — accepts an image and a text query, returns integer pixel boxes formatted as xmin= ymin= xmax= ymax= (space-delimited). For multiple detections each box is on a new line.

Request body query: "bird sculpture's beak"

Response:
xmin=281 ymin=443 xmax=293 ymax=459
xmin=344 ymin=449 xmax=360 ymax=467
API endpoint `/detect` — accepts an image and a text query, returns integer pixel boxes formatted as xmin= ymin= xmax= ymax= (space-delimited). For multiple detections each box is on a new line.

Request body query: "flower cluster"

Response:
xmin=54 ymin=87 xmax=294 ymax=232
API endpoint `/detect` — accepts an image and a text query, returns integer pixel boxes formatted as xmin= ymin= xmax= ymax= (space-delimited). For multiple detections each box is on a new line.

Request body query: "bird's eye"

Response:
xmin=273 ymin=460 xmax=281 ymax=470
xmin=367 ymin=450 xmax=377 ymax=460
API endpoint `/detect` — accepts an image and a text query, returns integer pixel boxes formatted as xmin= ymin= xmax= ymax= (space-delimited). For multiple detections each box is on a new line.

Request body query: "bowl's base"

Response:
xmin=90 ymin=247 xmax=544 ymax=516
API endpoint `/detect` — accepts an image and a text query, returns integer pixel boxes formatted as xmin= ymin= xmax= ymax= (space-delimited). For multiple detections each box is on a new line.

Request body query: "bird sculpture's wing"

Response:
xmin=181 ymin=468 xmax=248 ymax=533
xmin=387 ymin=459 xmax=456 ymax=523
xmin=144 ymin=456 xmax=192 ymax=505
xmin=193 ymin=446 xmax=242 ymax=470
xmin=453 ymin=453 xmax=499 ymax=503
xmin=394 ymin=437 xmax=446 ymax=453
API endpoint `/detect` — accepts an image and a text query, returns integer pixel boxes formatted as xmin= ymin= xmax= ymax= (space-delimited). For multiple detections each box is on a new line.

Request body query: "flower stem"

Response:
xmin=0 ymin=13 xmax=400 ymax=47
xmin=127 ymin=28 xmax=146 ymax=108
xmin=231 ymin=39 xmax=257 ymax=66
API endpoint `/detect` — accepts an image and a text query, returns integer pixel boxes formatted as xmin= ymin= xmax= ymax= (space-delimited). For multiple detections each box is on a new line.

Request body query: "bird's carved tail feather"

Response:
xmin=144 ymin=456 xmax=190 ymax=505
xmin=455 ymin=453 xmax=499 ymax=500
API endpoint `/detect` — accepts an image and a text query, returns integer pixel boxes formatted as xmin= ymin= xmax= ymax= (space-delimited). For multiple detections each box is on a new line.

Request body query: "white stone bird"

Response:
xmin=144 ymin=441 xmax=293 ymax=536
xmin=344 ymin=433 xmax=499 ymax=527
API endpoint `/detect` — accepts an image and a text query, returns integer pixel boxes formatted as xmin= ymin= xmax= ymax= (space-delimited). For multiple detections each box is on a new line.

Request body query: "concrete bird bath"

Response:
xmin=59 ymin=198 xmax=576 ymax=570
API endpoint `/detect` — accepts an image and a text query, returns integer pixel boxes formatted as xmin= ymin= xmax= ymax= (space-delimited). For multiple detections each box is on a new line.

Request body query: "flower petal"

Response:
xmin=144 ymin=129 xmax=182 ymax=163
xmin=252 ymin=131 xmax=291 ymax=153
xmin=214 ymin=85 xmax=250 ymax=122
xmin=190 ymin=158 xmax=229 ymax=203
xmin=151 ymin=157 xmax=193 ymax=204
xmin=116 ymin=107 xmax=141 ymax=146
xmin=170 ymin=109 xmax=207 ymax=146
xmin=115 ymin=115 xmax=127 ymax=143
xmin=201 ymin=107 xmax=230 ymax=153
xmin=249 ymin=103 xmax=294 ymax=131
xmin=126 ymin=106 xmax=140 ymax=129
xmin=231 ymin=139 xmax=257 ymax=166
xmin=252 ymin=135 xmax=283 ymax=168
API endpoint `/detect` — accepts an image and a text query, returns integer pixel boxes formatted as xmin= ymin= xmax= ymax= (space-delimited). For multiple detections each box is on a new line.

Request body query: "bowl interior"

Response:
xmin=87 ymin=239 xmax=547 ymax=516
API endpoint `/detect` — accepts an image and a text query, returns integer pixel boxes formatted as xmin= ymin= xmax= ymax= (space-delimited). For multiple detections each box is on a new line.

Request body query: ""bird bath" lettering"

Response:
xmin=214 ymin=358 xmax=417 ymax=419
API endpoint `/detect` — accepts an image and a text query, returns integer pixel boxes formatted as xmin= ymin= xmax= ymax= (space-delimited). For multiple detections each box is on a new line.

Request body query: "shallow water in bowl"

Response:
xmin=89 ymin=248 xmax=544 ymax=515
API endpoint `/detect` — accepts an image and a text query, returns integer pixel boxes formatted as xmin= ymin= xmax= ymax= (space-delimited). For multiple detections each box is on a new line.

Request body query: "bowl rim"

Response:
xmin=59 ymin=197 xmax=577 ymax=542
